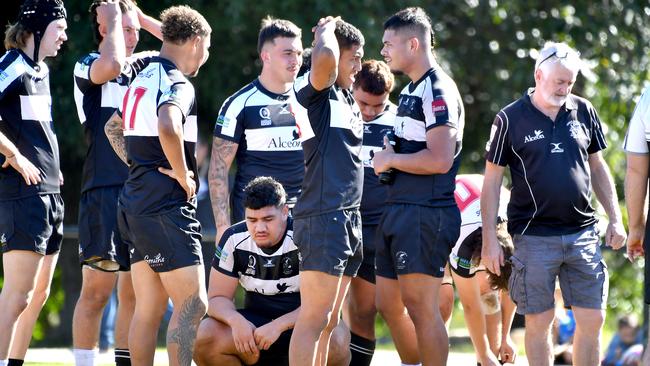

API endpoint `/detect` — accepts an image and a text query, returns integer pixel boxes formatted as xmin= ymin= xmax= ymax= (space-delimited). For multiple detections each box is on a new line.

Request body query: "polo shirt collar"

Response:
xmin=524 ymin=88 xmax=578 ymax=113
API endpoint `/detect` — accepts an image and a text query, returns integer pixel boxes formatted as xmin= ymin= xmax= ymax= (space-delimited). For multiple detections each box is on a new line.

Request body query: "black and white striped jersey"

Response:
xmin=360 ymin=103 xmax=395 ymax=225
xmin=214 ymin=79 xmax=306 ymax=221
xmin=485 ymin=90 xmax=606 ymax=236
xmin=388 ymin=66 xmax=465 ymax=208
xmin=292 ymin=72 xmax=364 ymax=218
xmin=213 ymin=218 xmax=300 ymax=317
xmin=118 ymin=57 xmax=199 ymax=215
xmin=0 ymin=48 xmax=59 ymax=200
xmin=74 ymin=51 xmax=156 ymax=193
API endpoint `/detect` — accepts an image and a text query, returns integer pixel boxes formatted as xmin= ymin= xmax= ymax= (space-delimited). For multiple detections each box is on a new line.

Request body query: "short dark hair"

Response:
xmin=243 ymin=177 xmax=287 ymax=210
xmin=257 ymin=16 xmax=301 ymax=55
xmin=353 ymin=60 xmax=394 ymax=95
xmin=618 ymin=315 xmax=639 ymax=329
xmin=160 ymin=5 xmax=211 ymax=44
xmin=334 ymin=20 xmax=364 ymax=50
xmin=383 ymin=7 xmax=434 ymax=48
xmin=89 ymin=0 xmax=136 ymax=46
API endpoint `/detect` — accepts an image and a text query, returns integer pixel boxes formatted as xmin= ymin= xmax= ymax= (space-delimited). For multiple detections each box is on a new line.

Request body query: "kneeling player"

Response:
xmin=440 ymin=174 xmax=517 ymax=365
xmin=194 ymin=177 xmax=350 ymax=366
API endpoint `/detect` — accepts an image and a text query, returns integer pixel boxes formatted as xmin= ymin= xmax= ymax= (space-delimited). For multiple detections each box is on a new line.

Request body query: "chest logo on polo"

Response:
xmin=567 ymin=120 xmax=588 ymax=140
xmin=524 ymin=129 xmax=545 ymax=143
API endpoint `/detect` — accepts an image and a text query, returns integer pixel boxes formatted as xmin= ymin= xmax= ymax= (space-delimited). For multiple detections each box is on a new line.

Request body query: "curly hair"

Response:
xmin=160 ymin=5 xmax=211 ymax=45
xmin=353 ymin=60 xmax=394 ymax=95
xmin=243 ymin=176 xmax=287 ymax=210
xmin=334 ymin=19 xmax=364 ymax=50
xmin=89 ymin=0 xmax=136 ymax=46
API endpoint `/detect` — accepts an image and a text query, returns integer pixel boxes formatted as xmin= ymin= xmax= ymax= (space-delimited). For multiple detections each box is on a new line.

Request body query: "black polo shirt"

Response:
xmin=485 ymin=89 xmax=607 ymax=236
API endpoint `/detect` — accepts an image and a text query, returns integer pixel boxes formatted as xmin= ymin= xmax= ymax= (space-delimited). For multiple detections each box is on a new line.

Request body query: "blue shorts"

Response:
xmin=238 ymin=308 xmax=292 ymax=366
xmin=294 ymin=208 xmax=363 ymax=277
xmin=375 ymin=204 xmax=460 ymax=279
xmin=78 ymin=186 xmax=129 ymax=271
xmin=117 ymin=201 xmax=203 ymax=273
xmin=509 ymin=225 xmax=608 ymax=314
xmin=0 ymin=194 xmax=63 ymax=255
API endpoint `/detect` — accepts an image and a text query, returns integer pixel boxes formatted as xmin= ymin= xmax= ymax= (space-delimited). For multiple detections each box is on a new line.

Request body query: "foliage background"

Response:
xmin=0 ymin=0 xmax=649 ymax=346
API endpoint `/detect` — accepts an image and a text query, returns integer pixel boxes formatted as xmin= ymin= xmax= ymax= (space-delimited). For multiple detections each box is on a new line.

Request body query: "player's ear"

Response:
xmin=408 ymin=36 xmax=419 ymax=53
xmin=98 ymin=24 xmax=107 ymax=38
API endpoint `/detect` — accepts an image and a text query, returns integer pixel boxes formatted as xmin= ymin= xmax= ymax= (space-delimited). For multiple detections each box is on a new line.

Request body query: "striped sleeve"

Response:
xmin=585 ymin=101 xmax=607 ymax=154
xmin=484 ymin=111 xmax=511 ymax=166
xmin=0 ymin=51 xmax=25 ymax=102
xmin=73 ymin=54 xmax=99 ymax=124
xmin=423 ymin=79 xmax=459 ymax=131
xmin=624 ymin=86 xmax=650 ymax=154
xmin=157 ymin=78 xmax=194 ymax=119
xmin=214 ymin=83 xmax=255 ymax=142
xmin=212 ymin=227 xmax=238 ymax=277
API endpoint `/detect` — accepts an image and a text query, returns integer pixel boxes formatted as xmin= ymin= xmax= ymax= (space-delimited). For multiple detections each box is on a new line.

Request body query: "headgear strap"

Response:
xmin=18 ymin=0 xmax=67 ymax=62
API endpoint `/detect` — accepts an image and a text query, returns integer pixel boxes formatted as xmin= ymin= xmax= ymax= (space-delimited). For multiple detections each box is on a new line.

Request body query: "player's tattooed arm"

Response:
xmin=208 ymin=137 xmax=238 ymax=243
xmin=105 ymin=112 xmax=128 ymax=165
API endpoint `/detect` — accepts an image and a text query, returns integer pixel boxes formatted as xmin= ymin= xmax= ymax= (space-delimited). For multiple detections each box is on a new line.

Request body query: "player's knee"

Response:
xmin=327 ymin=323 xmax=351 ymax=366
xmin=194 ymin=319 xmax=220 ymax=360
xmin=525 ymin=311 xmax=554 ymax=335
xmin=575 ymin=310 xmax=605 ymax=332
xmin=376 ymin=298 xmax=406 ymax=323
xmin=351 ymin=308 xmax=377 ymax=333
xmin=80 ymin=287 xmax=112 ymax=310
xmin=2 ymin=286 xmax=35 ymax=314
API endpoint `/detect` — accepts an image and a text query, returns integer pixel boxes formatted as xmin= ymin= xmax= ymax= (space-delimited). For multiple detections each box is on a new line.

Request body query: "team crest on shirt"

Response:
xmin=567 ymin=120 xmax=588 ymax=140
xmin=245 ymin=254 xmax=257 ymax=276
xmin=282 ymin=257 xmax=293 ymax=275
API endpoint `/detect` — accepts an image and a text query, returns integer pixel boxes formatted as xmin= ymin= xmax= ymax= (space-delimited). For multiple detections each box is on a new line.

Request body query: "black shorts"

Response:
xmin=117 ymin=202 xmax=203 ymax=273
xmin=357 ymin=224 xmax=377 ymax=284
xmin=0 ymin=194 xmax=63 ymax=255
xmin=375 ymin=204 xmax=460 ymax=279
xmin=238 ymin=308 xmax=292 ymax=366
xmin=294 ymin=208 xmax=363 ymax=277
xmin=79 ymin=186 xmax=129 ymax=271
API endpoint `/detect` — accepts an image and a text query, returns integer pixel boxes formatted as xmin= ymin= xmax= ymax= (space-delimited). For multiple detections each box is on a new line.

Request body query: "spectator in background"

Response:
xmin=602 ymin=315 xmax=642 ymax=366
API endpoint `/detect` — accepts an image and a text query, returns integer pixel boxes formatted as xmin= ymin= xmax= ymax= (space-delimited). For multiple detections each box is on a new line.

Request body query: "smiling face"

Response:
xmin=381 ymin=29 xmax=412 ymax=75
xmin=245 ymin=205 xmax=289 ymax=248
xmin=261 ymin=36 xmax=303 ymax=84
xmin=121 ymin=9 xmax=141 ymax=56
xmin=39 ymin=18 xmax=68 ymax=60
xmin=336 ymin=44 xmax=363 ymax=89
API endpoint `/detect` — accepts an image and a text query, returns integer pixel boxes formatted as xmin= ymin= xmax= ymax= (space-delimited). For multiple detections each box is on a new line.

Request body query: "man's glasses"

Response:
xmin=537 ymin=47 xmax=580 ymax=69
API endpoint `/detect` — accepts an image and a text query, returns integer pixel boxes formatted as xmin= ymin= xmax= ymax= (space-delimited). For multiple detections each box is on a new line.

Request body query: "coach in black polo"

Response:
xmin=482 ymin=42 xmax=626 ymax=366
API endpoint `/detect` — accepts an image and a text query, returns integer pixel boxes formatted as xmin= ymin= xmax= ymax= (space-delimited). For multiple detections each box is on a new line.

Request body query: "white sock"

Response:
xmin=401 ymin=363 xmax=422 ymax=366
xmin=73 ymin=349 xmax=97 ymax=366
xmin=0 ymin=360 xmax=8 ymax=366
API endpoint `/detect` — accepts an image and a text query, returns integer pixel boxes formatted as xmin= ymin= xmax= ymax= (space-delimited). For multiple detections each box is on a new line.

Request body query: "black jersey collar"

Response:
xmin=254 ymin=78 xmax=290 ymax=101
xmin=408 ymin=67 xmax=435 ymax=94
